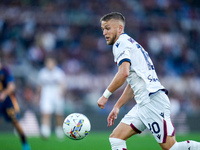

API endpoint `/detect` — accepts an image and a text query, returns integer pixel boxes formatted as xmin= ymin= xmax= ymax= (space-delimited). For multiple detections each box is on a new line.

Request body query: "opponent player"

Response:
xmin=97 ymin=12 xmax=200 ymax=150
xmin=0 ymin=60 xmax=31 ymax=150
xmin=38 ymin=57 xmax=66 ymax=139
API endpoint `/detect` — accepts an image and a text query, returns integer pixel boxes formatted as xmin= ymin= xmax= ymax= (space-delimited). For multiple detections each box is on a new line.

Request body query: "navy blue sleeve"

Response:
xmin=3 ymin=68 xmax=14 ymax=83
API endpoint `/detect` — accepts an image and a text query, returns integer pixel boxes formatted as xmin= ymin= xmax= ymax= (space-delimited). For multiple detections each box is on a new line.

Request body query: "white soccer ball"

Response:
xmin=63 ymin=113 xmax=91 ymax=140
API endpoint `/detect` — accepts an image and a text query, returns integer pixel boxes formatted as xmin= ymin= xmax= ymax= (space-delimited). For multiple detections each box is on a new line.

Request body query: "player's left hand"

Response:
xmin=97 ymin=96 xmax=108 ymax=109
xmin=107 ymin=107 xmax=119 ymax=127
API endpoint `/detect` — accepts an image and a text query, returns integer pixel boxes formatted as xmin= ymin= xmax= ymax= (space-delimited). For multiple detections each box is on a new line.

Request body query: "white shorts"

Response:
xmin=40 ymin=96 xmax=65 ymax=115
xmin=121 ymin=90 xmax=175 ymax=143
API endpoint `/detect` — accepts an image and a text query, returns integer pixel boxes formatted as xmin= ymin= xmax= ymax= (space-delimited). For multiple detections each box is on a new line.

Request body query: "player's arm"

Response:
xmin=97 ymin=61 xmax=130 ymax=109
xmin=37 ymin=85 xmax=42 ymax=96
xmin=36 ymin=72 xmax=43 ymax=102
xmin=107 ymin=61 xmax=130 ymax=93
xmin=107 ymin=84 xmax=134 ymax=127
xmin=0 ymin=82 xmax=15 ymax=101
xmin=114 ymin=83 xmax=134 ymax=109
xmin=59 ymin=74 xmax=67 ymax=97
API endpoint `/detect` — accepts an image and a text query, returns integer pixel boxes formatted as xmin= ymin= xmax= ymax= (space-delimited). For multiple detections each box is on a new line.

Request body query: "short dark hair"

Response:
xmin=100 ymin=12 xmax=125 ymax=24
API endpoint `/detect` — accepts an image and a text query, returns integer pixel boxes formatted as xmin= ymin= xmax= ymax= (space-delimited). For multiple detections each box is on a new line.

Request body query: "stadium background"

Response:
xmin=0 ymin=0 xmax=200 ymax=143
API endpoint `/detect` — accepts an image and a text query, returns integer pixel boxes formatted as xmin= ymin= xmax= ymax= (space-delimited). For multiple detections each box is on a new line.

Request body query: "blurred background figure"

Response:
xmin=0 ymin=58 xmax=31 ymax=150
xmin=37 ymin=57 xmax=67 ymax=139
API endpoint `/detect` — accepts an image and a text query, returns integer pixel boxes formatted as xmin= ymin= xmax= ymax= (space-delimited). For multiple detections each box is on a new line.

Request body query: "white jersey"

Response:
xmin=113 ymin=33 xmax=164 ymax=105
xmin=38 ymin=66 xmax=66 ymax=99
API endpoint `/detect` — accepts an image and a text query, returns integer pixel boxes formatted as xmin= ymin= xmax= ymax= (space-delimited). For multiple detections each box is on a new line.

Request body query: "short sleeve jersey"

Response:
xmin=113 ymin=33 xmax=164 ymax=105
xmin=38 ymin=66 xmax=66 ymax=98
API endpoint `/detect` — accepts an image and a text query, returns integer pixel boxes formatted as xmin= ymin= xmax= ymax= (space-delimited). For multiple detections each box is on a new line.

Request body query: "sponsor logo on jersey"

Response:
xmin=147 ymin=75 xmax=159 ymax=82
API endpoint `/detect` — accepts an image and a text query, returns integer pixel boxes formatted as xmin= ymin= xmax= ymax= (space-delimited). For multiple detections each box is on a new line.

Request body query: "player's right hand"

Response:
xmin=97 ymin=96 xmax=108 ymax=109
xmin=107 ymin=107 xmax=119 ymax=127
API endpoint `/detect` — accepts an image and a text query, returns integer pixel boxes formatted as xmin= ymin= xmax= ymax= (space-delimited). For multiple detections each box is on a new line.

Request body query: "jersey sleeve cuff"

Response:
xmin=118 ymin=58 xmax=131 ymax=66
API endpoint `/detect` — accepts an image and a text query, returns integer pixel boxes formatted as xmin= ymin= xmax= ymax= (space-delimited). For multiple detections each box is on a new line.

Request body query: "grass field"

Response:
xmin=0 ymin=132 xmax=199 ymax=150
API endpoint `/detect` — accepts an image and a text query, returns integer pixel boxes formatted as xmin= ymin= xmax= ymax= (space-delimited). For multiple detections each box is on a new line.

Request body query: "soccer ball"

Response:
xmin=63 ymin=113 xmax=91 ymax=140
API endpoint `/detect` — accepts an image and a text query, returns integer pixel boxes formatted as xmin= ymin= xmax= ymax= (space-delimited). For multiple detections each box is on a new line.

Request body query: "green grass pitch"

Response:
xmin=0 ymin=132 xmax=199 ymax=150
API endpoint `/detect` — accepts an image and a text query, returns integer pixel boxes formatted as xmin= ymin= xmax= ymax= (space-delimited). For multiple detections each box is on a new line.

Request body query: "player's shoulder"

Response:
xmin=39 ymin=67 xmax=46 ymax=73
xmin=54 ymin=66 xmax=64 ymax=72
xmin=114 ymin=33 xmax=136 ymax=49
xmin=49 ymin=66 xmax=65 ymax=76
xmin=38 ymin=67 xmax=48 ymax=76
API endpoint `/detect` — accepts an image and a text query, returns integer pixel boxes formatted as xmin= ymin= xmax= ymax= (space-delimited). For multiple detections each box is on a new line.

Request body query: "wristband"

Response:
xmin=103 ymin=89 xmax=112 ymax=99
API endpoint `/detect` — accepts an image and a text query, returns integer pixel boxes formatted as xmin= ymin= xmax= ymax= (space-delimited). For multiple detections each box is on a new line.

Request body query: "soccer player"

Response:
xmin=37 ymin=57 xmax=67 ymax=139
xmin=0 ymin=59 xmax=31 ymax=150
xmin=97 ymin=12 xmax=200 ymax=150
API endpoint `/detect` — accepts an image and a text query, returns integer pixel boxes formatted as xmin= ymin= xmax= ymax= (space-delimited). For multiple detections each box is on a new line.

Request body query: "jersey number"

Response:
xmin=148 ymin=122 xmax=160 ymax=134
xmin=136 ymin=44 xmax=155 ymax=70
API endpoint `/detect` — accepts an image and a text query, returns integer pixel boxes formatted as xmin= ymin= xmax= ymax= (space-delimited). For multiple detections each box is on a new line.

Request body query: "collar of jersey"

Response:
xmin=113 ymin=33 xmax=127 ymax=45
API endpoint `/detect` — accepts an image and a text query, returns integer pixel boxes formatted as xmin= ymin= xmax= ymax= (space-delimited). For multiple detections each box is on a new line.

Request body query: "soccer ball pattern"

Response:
xmin=63 ymin=113 xmax=91 ymax=140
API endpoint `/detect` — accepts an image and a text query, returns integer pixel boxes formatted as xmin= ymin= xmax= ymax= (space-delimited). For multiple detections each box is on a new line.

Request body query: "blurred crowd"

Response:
xmin=0 ymin=0 xmax=200 ymax=116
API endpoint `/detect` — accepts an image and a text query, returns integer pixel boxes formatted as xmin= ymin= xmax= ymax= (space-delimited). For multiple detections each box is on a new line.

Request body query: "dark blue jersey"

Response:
xmin=0 ymin=67 xmax=14 ymax=91
xmin=0 ymin=66 xmax=19 ymax=121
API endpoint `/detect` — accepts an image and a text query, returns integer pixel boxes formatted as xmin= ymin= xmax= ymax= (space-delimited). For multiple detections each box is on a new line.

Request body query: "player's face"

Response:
xmin=45 ymin=58 xmax=56 ymax=70
xmin=101 ymin=19 xmax=119 ymax=45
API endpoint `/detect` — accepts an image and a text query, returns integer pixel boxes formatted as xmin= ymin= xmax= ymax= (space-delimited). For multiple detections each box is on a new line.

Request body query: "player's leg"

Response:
xmin=109 ymin=122 xmax=138 ymax=150
xmin=12 ymin=119 xmax=31 ymax=150
xmin=55 ymin=99 xmax=65 ymax=139
xmin=159 ymin=135 xmax=200 ymax=150
xmin=159 ymin=136 xmax=176 ymax=150
xmin=169 ymin=140 xmax=200 ymax=150
xmin=109 ymin=104 xmax=146 ymax=150
xmin=109 ymin=125 xmax=134 ymax=150
xmin=6 ymin=107 xmax=31 ymax=150
xmin=40 ymin=98 xmax=53 ymax=138
xmin=148 ymin=91 xmax=200 ymax=150
xmin=4 ymin=97 xmax=31 ymax=150
xmin=40 ymin=113 xmax=51 ymax=138
xmin=55 ymin=114 xmax=64 ymax=139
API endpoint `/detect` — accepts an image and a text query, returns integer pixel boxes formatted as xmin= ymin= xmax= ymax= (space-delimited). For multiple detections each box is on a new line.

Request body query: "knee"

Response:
xmin=109 ymin=131 xmax=125 ymax=140
xmin=109 ymin=132 xmax=115 ymax=138
xmin=160 ymin=143 xmax=175 ymax=150
xmin=160 ymin=141 xmax=176 ymax=150
xmin=161 ymin=147 xmax=170 ymax=150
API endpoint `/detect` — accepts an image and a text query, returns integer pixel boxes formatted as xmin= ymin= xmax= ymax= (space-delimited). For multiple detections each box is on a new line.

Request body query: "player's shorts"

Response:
xmin=40 ymin=96 xmax=65 ymax=115
xmin=0 ymin=96 xmax=20 ymax=122
xmin=121 ymin=90 xmax=175 ymax=143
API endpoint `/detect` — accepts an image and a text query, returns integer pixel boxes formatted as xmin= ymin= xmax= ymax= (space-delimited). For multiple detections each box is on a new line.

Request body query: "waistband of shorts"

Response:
xmin=149 ymin=89 xmax=168 ymax=96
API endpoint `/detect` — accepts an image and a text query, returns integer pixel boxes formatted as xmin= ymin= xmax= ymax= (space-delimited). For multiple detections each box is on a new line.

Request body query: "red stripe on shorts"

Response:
xmin=162 ymin=119 xmax=167 ymax=143
xmin=171 ymin=123 xmax=175 ymax=136
xmin=130 ymin=123 xmax=142 ymax=134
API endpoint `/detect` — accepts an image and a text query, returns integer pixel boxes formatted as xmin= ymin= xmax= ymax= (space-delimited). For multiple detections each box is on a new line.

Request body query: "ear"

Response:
xmin=119 ymin=24 xmax=124 ymax=34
